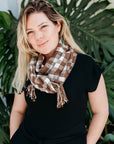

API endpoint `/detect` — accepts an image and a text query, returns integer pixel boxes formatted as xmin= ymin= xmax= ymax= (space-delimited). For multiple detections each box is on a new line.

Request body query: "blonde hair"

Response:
xmin=12 ymin=0 xmax=85 ymax=93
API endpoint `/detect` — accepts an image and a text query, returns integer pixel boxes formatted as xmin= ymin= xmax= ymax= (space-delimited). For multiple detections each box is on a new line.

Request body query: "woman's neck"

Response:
xmin=43 ymin=48 xmax=56 ymax=64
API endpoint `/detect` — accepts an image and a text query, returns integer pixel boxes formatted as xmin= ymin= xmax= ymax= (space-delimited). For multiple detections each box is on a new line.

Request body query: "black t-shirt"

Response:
xmin=22 ymin=53 xmax=102 ymax=142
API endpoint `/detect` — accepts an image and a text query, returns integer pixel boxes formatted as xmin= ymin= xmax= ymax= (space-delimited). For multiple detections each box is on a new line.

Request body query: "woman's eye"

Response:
xmin=27 ymin=31 xmax=33 ymax=35
xmin=41 ymin=25 xmax=47 ymax=29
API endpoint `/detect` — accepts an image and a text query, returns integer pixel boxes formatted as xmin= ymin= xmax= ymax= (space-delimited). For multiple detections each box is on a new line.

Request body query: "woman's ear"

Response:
xmin=57 ymin=20 xmax=61 ymax=33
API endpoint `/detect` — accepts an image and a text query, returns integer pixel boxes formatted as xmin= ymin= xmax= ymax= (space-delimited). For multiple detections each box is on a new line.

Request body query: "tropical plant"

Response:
xmin=0 ymin=0 xmax=114 ymax=143
xmin=0 ymin=11 xmax=18 ymax=94
xmin=0 ymin=1 xmax=32 ymax=143
xmin=0 ymin=91 xmax=13 ymax=144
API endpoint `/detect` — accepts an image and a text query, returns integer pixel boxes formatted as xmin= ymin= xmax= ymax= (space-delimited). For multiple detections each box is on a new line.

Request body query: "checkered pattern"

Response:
xmin=27 ymin=40 xmax=77 ymax=108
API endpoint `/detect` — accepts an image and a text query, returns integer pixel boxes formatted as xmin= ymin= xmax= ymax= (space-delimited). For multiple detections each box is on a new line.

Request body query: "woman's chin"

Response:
xmin=42 ymin=52 xmax=52 ymax=55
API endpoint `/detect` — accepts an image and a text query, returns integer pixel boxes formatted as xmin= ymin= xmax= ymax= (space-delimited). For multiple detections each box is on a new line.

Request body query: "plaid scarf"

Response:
xmin=27 ymin=40 xmax=77 ymax=108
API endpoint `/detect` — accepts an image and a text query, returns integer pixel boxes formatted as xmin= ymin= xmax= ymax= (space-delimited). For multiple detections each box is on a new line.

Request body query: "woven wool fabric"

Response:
xmin=27 ymin=40 xmax=77 ymax=108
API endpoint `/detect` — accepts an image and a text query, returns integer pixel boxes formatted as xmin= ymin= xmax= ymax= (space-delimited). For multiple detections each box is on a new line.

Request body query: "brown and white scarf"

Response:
xmin=27 ymin=40 xmax=77 ymax=108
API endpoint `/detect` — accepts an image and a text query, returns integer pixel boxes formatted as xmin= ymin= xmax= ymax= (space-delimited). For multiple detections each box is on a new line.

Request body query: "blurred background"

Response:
xmin=0 ymin=0 xmax=114 ymax=143
xmin=0 ymin=0 xmax=114 ymax=18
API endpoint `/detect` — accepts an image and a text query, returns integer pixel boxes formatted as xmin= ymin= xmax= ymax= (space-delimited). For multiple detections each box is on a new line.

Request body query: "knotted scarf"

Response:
xmin=27 ymin=40 xmax=77 ymax=108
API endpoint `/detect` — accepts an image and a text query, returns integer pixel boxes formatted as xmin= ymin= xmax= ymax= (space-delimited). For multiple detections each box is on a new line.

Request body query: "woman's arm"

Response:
xmin=87 ymin=74 xmax=109 ymax=144
xmin=10 ymin=91 xmax=27 ymax=139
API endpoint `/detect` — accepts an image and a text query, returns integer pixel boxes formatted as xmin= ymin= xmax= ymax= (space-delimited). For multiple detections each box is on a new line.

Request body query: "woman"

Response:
xmin=10 ymin=0 xmax=109 ymax=144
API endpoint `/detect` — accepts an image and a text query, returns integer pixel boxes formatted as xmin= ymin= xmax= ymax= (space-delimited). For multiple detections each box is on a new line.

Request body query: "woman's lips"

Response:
xmin=38 ymin=41 xmax=48 ymax=46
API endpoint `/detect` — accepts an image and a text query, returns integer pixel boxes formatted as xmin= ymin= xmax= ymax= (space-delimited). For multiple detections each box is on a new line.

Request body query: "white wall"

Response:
xmin=0 ymin=0 xmax=19 ymax=18
xmin=107 ymin=0 xmax=114 ymax=8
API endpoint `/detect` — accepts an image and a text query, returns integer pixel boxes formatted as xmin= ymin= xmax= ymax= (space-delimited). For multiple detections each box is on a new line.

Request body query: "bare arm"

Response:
xmin=10 ymin=91 xmax=27 ymax=139
xmin=87 ymin=74 xmax=109 ymax=144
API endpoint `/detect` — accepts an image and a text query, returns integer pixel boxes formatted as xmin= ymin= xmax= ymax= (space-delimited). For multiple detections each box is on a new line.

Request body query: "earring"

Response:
xmin=60 ymin=37 xmax=64 ymax=44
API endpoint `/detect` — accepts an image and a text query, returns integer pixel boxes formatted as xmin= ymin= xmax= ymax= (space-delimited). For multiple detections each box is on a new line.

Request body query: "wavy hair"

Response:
xmin=12 ymin=0 xmax=85 ymax=93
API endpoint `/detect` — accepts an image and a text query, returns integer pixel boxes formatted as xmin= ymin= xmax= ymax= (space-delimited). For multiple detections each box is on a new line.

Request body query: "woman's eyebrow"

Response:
xmin=26 ymin=22 xmax=48 ymax=31
xmin=38 ymin=22 xmax=48 ymax=27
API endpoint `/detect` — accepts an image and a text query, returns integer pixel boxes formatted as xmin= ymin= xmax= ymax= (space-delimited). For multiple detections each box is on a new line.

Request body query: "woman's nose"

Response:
xmin=35 ymin=31 xmax=43 ymax=40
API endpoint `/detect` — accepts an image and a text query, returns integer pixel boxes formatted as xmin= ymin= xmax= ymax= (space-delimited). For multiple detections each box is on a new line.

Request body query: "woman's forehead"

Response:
xmin=26 ymin=12 xmax=51 ymax=29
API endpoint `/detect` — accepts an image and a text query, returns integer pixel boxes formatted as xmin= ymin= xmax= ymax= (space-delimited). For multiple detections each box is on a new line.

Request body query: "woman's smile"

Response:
xmin=37 ymin=40 xmax=48 ymax=47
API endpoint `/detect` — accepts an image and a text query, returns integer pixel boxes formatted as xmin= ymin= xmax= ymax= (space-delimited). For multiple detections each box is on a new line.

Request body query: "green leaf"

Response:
xmin=76 ymin=0 xmax=110 ymax=23
xmin=103 ymin=61 xmax=114 ymax=75
xmin=0 ymin=39 xmax=9 ymax=49
xmin=0 ymin=127 xmax=9 ymax=143
xmin=87 ymin=100 xmax=92 ymax=119
xmin=9 ymin=32 xmax=17 ymax=48
xmin=0 ymin=11 xmax=12 ymax=30
xmin=21 ymin=0 xmax=26 ymax=9
xmin=0 ymin=50 xmax=11 ymax=74
xmin=65 ymin=0 xmax=79 ymax=17
xmin=109 ymin=105 xmax=114 ymax=122
xmin=82 ymin=9 xmax=114 ymax=27
xmin=92 ymin=40 xmax=101 ymax=61
xmin=2 ymin=62 xmax=12 ymax=85
xmin=0 ymin=33 xmax=4 ymax=41
xmin=0 ymin=97 xmax=6 ymax=113
xmin=103 ymin=133 xmax=114 ymax=143
xmin=7 ymin=68 xmax=15 ymax=92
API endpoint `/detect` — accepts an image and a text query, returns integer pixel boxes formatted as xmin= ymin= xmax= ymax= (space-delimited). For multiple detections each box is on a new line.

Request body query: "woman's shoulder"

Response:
xmin=76 ymin=53 xmax=102 ymax=73
xmin=77 ymin=53 xmax=95 ymax=65
xmin=76 ymin=53 xmax=102 ymax=92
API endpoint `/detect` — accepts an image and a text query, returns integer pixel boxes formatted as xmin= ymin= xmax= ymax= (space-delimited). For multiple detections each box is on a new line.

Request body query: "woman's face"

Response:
xmin=26 ymin=12 xmax=61 ymax=55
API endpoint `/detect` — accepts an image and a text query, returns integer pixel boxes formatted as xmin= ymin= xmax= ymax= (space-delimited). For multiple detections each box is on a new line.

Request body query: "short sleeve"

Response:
xmin=86 ymin=55 xmax=102 ymax=92
xmin=14 ymin=79 xmax=31 ymax=94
